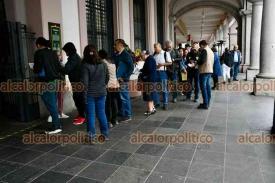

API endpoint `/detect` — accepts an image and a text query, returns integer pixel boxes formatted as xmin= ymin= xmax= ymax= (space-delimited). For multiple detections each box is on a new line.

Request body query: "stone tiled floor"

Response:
xmin=0 ymin=85 xmax=275 ymax=183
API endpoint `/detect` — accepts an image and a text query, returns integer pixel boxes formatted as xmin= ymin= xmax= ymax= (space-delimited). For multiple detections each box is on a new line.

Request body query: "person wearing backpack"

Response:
xmin=153 ymin=43 xmax=172 ymax=110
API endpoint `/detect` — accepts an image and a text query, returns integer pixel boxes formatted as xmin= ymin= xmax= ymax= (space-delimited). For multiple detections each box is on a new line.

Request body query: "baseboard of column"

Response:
xmin=253 ymin=77 xmax=275 ymax=96
xmin=246 ymin=69 xmax=259 ymax=81
xmin=241 ymin=64 xmax=249 ymax=73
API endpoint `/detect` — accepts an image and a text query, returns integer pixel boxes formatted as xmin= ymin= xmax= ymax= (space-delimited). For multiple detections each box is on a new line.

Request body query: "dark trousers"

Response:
xmin=106 ymin=91 xmax=119 ymax=124
xmin=212 ymin=75 xmax=219 ymax=88
xmin=199 ymin=73 xmax=212 ymax=107
xmin=233 ymin=62 xmax=240 ymax=80
xmin=73 ymin=92 xmax=86 ymax=117
xmin=187 ymin=69 xmax=200 ymax=100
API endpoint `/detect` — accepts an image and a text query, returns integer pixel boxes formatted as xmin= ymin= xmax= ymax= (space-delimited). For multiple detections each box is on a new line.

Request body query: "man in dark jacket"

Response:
xmin=62 ymin=42 xmax=85 ymax=125
xmin=186 ymin=42 xmax=200 ymax=102
xmin=231 ymin=45 xmax=242 ymax=81
xmin=33 ymin=37 xmax=62 ymax=134
xmin=113 ymin=39 xmax=134 ymax=122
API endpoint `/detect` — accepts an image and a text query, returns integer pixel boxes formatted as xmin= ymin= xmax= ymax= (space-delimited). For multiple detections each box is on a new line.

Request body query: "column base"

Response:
xmin=253 ymin=77 xmax=275 ymax=96
xmin=241 ymin=64 xmax=250 ymax=73
xmin=246 ymin=68 xmax=259 ymax=81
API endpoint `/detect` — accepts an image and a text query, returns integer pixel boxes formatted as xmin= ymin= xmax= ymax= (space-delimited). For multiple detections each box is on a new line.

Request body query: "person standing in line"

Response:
xmin=81 ymin=45 xmax=109 ymax=142
xmin=211 ymin=47 xmax=222 ymax=90
xmin=185 ymin=42 xmax=200 ymax=102
xmin=113 ymin=39 xmax=134 ymax=123
xmin=153 ymin=43 xmax=172 ymax=110
xmin=164 ymin=40 xmax=179 ymax=103
xmin=62 ymin=42 xmax=86 ymax=126
xmin=48 ymin=51 xmax=69 ymax=123
xmin=197 ymin=40 xmax=214 ymax=110
xmin=221 ymin=48 xmax=234 ymax=84
xmin=140 ymin=50 xmax=157 ymax=115
xmin=231 ymin=45 xmax=242 ymax=81
xmin=99 ymin=49 xmax=120 ymax=128
xmin=33 ymin=37 xmax=62 ymax=134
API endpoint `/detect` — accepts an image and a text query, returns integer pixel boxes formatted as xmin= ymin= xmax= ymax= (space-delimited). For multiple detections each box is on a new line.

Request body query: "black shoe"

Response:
xmin=233 ymin=79 xmax=239 ymax=81
xmin=119 ymin=117 xmax=132 ymax=123
xmin=155 ymin=104 xmax=160 ymax=109
xmin=144 ymin=110 xmax=157 ymax=116
xmin=197 ymin=104 xmax=208 ymax=110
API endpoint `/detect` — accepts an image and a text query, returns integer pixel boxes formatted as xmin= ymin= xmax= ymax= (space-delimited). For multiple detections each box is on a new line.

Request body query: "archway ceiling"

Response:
xmin=171 ymin=0 xmax=243 ymax=43
xmin=176 ymin=7 xmax=227 ymax=42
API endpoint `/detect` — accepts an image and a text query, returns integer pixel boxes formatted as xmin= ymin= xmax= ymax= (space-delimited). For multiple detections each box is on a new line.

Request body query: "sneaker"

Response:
xmin=45 ymin=129 xmax=62 ymax=135
xmin=47 ymin=116 xmax=52 ymax=123
xmin=109 ymin=123 xmax=114 ymax=128
xmin=59 ymin=113 xmax=69 ymax=119
xmin=115 ymin=121 xmax=119 ymax=125
xmin=194 ymin=99 xmax=199 ymax=103
xmin=172 ymin=98 xmax=177 ymax=103
xmin=73 ymin=117 xmax=86 ymax=125
xmin=119 ymin=117 xmax=132 ymax=123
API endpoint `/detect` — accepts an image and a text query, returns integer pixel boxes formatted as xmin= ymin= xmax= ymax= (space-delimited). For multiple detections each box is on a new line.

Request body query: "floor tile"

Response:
xmin=32 ymin=171 xmax=73 ymax=183
xmin=163 ymin=146 xmax=195 ymax=161
xmin=1 ymin=166 xmax=45 ymax=183
xmin=29 ymin=144 xmax=60 ymax=152
xmin=110 ymin=140 xmax=141 ymax=153
xmin=106 ymin=166 xmax=150 ymax=183
xmin=29 ymin=153 xmax=66 ymax=169
xmin=224 ymin=166 xmax=264 ymax=183
xmin=154 ymin=158 xmax=189 ymax=177
xmin=188 ymin=162 xmax=223 ymax=183
xmin=0 ymin=161 xmax=23 ymax=177
xmin=51 ymin=145 xmax=82 ymax=156
xmin=69 ymin=176 xmax=102 ymax=183
xmin=53 ymin=157 xmax=91 ymax=175
xmin=136 ymin=144 xmax=167 ymax=156
xmin=0 ymin=147 xmax=23 ymax=160
xmin=193 ymin=150 xmax=224 ymax=166
xmin=145 ymin=172 xmax=185 ymax=183
xmin=123 ymin=153 xmax=159 ymax=171
xmin=96 ymin=150 xmax=131 ymax=165
xmin=7 ymin=150 xmax=44 ymax=164
xmin=197 ymin=142 xmax=225 ymax=153
xmin=160 ymin=122 xmax=183 ymax=129
xmin=79 ymin=162 xmax=119 ymax=181
xmin=72 ymin=147 xmax=106 ymax=161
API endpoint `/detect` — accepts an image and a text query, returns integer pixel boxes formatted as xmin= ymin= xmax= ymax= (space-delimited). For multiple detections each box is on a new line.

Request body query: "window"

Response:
xmin=133 ymin=0 xmax=146 ymax=50
xmin=86 ymin=0 xmax=113 ymax=54
xmin=0 ymin=0 xmax=5 ymax=22
xmin=157 ymin=0 xmax=164 ymax=45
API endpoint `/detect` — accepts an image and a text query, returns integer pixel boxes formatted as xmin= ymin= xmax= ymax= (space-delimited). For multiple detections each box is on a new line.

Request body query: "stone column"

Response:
xmin=146 ymin=0 xmax=157 ymax=52
xmin=223 ymin=20 xmax=229 ymax=49
xmin=113 ymin=0 xmax=134 ymax=50
xmin=254 ymin=0 xmax=275 ymax=96
xmin=240 ymin=9 xmax=252 ymax=73
xmin=246 ymin=0 xmax=263 ymax=81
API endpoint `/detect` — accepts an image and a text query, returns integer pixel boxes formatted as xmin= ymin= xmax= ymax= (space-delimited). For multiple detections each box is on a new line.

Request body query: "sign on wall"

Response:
xmin=48 ymin=22 xmax=61 ymax=52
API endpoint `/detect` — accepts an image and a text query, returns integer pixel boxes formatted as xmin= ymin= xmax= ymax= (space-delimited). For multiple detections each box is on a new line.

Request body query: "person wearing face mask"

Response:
xmin=62 ymin=42 xmax=86 ymax=125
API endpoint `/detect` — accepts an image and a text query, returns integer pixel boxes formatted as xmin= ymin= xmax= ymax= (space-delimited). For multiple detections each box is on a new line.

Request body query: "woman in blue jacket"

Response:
xmin=212 ymin=47 xmax=222 ymax=90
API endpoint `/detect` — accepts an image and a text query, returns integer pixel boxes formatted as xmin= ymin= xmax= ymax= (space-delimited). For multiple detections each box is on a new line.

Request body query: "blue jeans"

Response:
xmin=154 ymin=71 xmax=169 ymax=106
xmin=86 ymin=96 xmax=109 ymax=138
xmin=233 ymin=62 xmax=240 ymax=80
xmin=41 ymin=89 xmax=61 ymax=130
xmin=119 ymin=82 xmax=132 ymax=118
xmin=187 ymin=69 xmax=200 ymax=100
xmin=199 ymin=73 xmax=212 ymax=107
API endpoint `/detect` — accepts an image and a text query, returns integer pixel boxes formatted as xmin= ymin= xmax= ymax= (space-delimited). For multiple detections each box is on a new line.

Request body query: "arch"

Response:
xmin=170 ymin=0 xmax=242 ymax=24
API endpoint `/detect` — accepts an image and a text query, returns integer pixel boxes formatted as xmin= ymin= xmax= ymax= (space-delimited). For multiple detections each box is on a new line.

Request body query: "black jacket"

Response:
xmin=140 ymin=55 xmax=157 ymax=82
xmin=33 ymin=48 xmax=62 ymax=82
xmin=62 ymin=53 xmax=82 ymax=82
xmin=221 ymin=51 xmax=234 ymax=67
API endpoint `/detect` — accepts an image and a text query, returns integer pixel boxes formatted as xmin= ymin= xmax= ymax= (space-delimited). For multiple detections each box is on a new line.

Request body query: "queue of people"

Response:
xmin=33 ymin=36 xmax=241 ymax=140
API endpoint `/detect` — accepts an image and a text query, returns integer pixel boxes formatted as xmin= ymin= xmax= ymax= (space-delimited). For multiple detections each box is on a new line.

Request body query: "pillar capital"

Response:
xmin=240 ymin=9 xmax=252 ymax=16
xmin=248 ymin=0 xmax=263 ymax=5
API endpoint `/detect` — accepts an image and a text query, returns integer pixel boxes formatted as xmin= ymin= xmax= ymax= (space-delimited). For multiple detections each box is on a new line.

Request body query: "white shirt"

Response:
xmin=153 ymin=50 xmax=172 ymax=71
xmin=234 ymin=51 xmax=239 ymax=62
